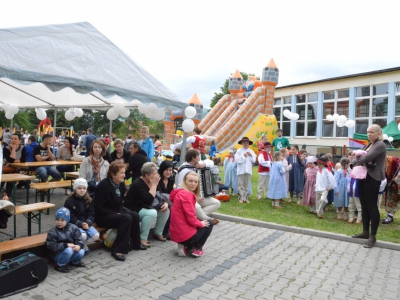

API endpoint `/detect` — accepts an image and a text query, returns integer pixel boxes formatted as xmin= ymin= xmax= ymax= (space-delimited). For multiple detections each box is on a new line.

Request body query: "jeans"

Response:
xmin=139 ymin=208 xmax=170 ymax=240
xmin=180 ymin=219 xmax=214 ymax=250
xmin=35 ymin=166 xmax=62 ymax=182
xmin=56 ymin=164 xmax=75 ymax=174
xmin=55 ymin=247 xmax=84 ymax=266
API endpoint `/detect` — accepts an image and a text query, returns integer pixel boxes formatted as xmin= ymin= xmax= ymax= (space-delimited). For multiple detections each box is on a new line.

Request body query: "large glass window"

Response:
xmin=295 ymin=93 xmax=317 ymax=137
xmin=273 ymin=97 xmax=291 ymax=137
xmin=395 ymin=83 xmax=400 ymax=119
xmin=322 ymin=89 xmax=350 ymax=138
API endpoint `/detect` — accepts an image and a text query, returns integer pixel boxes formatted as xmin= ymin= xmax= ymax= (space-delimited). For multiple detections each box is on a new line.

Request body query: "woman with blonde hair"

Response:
xmin=169 ymin=171 xmax=213 ymax=257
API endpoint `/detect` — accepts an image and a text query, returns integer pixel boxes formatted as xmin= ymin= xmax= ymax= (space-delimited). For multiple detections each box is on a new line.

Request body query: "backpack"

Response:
xmin=124 ymin=141 xmax=132 ymax=152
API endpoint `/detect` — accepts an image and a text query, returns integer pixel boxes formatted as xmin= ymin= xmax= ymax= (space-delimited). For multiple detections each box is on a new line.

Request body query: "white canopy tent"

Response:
xmin=0 ymin=22 xmax=185 ymax=121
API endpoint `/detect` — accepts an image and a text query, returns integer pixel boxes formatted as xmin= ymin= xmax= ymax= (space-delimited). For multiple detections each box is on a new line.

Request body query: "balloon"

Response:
xmin=337 ymin=121 xmax=345 ymax=128
xmin=74 ymin=108 xmax=84 ymax=117
xmin=3 ymin=103 xmax=11 ymax=112
xmin=145 ymin=109 xmax=153 ymax=118
xmin=148 ymin=103 xmax=158 ymax=111
xmin=65 ymin=108 xmax=75 ymax=121
xmin=332 ymin=113 xmax=339 ymax=121
xmin=120 ymin=109 xmax=130 ymax=118
xmin=138 ymin=102 xmax=147 ymax=114
xmin=291 ymin=113 xmax=300 ymax=120
xmin=106 ymin=108 xmax=118 ymax=120
xmin=283 ymin=109 xmax=291 ymax=118
xmin=185 ymin=106 xmax=197 ymax=119
xmin=344 ymin=119 xmax=355 ymax=128
xmin=35 ymin=108 xmax=47 ymax=120
xmin=113 ymin=103 xmax=125 ymax=115
xmin=338 ymin=115 xmax=347 ymax=124
xmin=326 ymin=114 xmax=333 ymax=121
xmin=131 ymin=100 xmax=142 ymax=109
xmin=8 ymin=105 xmax=19 ymax=114
xmin=5 ymin=111 xmax=14 ymax=119
xmin=182 ymin=119 xmax=195 ymax=133
xmin=388 ymin=137 xmax=394 ymax=142
xmin=383 ymin=134 xmax=389 ymax=140
xmin=154 ymin=109 xmax=165 ymax=121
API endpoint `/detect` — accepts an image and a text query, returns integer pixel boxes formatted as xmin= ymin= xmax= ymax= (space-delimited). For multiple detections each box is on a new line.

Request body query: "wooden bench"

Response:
xmin=0 ymin=224 xmax=107 ymax=261
xmin=13 ymin=203 xmax=56 ymax=238
xmin=30 ymin=180 xmax=74 ymax=213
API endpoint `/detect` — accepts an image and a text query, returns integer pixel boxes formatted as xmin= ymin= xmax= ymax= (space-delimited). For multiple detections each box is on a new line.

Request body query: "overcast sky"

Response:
xmin=1 ymin=0 xmax=399 ymax=108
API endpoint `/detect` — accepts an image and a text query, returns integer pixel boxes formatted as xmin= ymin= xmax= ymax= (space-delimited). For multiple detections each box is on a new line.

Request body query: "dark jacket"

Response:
xmin=110 ymin=149 xmax=130 ymax=164
xmin=46 ymin=223 xmax=83 ymax=258
xmin=127 ymin=149 xmax=150 ymax=181
xmin=356 ymin=140 xmax=387 ymax=181
xmin=125 ymin=178 xmax=154 ymax=212
xmin=83 ymin=133 xmax=96 ymax=153
xmin=64 ymin=193 xmax=95 ymax=228
xmin=94 ymin=178 xmax=127 ymax=221
xmin=158 ymin=160 xmax=175 ymax=194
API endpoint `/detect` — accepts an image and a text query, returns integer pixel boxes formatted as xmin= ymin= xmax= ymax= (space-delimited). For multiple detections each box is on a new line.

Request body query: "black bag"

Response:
xmin=0 ymin=252 xmax=48 ymax=298
xmin=152 ymin=191 xmax=171 ymax=210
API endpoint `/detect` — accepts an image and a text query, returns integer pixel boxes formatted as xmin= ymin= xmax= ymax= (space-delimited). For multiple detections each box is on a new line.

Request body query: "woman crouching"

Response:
xmin=170 ymin=171 xmax=213 ymax=257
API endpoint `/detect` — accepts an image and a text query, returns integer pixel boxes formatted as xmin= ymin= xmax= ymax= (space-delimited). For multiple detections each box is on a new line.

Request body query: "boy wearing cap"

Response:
xmin=257 ymin=142 xmax=273 ymax=200
xmin=235 ymin=137 xmax=256 ymax=203
xmin=315 ymin=156 xmax=337 ymax=218
xmin=64 ymin=178 xmax=99 ymax=253
xmin=46 ymin=207 xmax=85 ymax=273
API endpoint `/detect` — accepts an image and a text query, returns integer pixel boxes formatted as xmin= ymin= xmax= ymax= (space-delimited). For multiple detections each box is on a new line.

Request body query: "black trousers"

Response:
xmin=358 ymin=174 xmax=381 ymax=236
xmin=180 ymin=220 xmax=213 ymax=250
xmin=96 ymin=211 xmax=141 ymax=254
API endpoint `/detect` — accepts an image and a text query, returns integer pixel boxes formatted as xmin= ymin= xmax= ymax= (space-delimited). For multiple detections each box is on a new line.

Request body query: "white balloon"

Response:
xmin=138 ymin=103 xmax=147 ymax=114
xmin=154 ymin=109 xmax=165 ymax=121
xmin=383 ymin=134 xmax=389 ymax=140
xmin=120 ymin=109 xmax=130 ymax=118
xmin=388 ymin=137 xmax=394 ymax=142
xmin=3 ymin=103 xmax=11 ymax=112
xmin=337 ymin=121 xmax=345 ymax=128
xmin=332 ymin=113 xmax=339 ymax=121
xmin=130 ymin=100 xmax=142 ymax=110
xmin=326 ymin=114 xmax=333 ymax=121
xmin=65 ymin=108 xmax=75 ymax=121
xmin=291 ymin=113 xmax=300 ymax=120
xmin=8 ymin=105 xmax=19 ymax=114
xmin=283 ymin=109 xmax=291 ymax=118
xmin=5 ymin=111 xmax=14 ymax=119
xmin=344 ymin=119 xmax=355 ymax=128
xmin=74 ymin=108 xmax=84 ymax=117
xmin=106 ymin=108 xmax=118 ymax=120
xmin=338 ymin=115 xmax=347 ymax=124
xmin=182 ymin=119 xmax=195 ymax=133
xmin=145 ymin=109 xmax=153 ymax=118
xmin=185 ymin=106 xmax=197 ymax=119
xmin=113 ymin=103 xmax=125 ymax=115
xmin=36 ymin=108 xmax=47 ymax=120
xmin=148 ymin=103 xmax=158 ymax=111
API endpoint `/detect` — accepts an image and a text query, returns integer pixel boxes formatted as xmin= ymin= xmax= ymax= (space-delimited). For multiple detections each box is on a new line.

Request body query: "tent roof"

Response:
xmin=0 ymin=22 xmax=185 ymax=110
xmin=353 ymin=121 xmax=400 ymax=140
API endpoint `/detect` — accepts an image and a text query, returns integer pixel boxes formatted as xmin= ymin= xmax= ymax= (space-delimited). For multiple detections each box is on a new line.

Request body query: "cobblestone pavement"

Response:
xmin=2 ymin=188 xmax=400 ymax=299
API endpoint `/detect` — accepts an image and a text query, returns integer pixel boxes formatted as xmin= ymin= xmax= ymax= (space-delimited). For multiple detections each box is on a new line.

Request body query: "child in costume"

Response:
xmin=257 ymin=142 xmax=273 ymax=200
xmin=223 ymin=149 xmax=237 ymax=196
xmin=267 ymin=151 xmax=287 ymax=208
xmin=334 ymin=157 xmax=351 ymax=220
xmin=348 ymin=177 xmax=362 ymax=224
xmin=315 ymin=156 xmax=336 ymax=218
xmin=302 ymin=156 xmax=318 ymax=213
xmin=287 ymin=145 xmax=306 ymax=204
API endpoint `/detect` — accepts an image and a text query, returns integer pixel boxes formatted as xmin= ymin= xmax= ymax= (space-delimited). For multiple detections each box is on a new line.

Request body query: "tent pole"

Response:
xmin=109 ymin=120 xmax=112 ymax=140
xmin=53 ymin=109 xmax=57 ymax=156
xmin=10 ymin=118 xmax=13 ymax=133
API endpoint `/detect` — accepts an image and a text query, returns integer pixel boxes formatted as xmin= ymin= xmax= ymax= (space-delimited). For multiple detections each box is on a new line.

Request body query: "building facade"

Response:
xmin=274 ymin=67 xmax=400 ymax=146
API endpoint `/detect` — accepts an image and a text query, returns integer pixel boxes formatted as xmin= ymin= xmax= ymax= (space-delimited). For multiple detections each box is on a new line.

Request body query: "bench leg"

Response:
xmin=38 ymin=211 xmax=41 ymax=233
xmin=28 ymin=212 xmax=32 ymax=236
xmin=46 ymin=190 xmax=51 ymax=215
xmin=26 ymin=180 xmax=31 ymax=205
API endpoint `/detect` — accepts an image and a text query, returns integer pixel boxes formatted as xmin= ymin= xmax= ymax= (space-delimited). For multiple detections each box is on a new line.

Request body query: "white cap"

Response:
xmin=73 ymin=178 xmax=88 ymax=190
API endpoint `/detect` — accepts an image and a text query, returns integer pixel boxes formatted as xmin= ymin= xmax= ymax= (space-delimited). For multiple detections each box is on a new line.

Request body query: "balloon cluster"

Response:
xmin=135 ymin=101 xmax=164 ymax=121
xmin=383 ymin=134 xmax=394 ymax=143
xmin=65 ymin=108 xmax=84 ymax=121
xmin=282 ymin=109 xmax=299 ymax=120
xmin=106 ymin=103 xmax=130 ymax=121
xmin=325 ymin=114 xmax=355 ymax=128
xmin=182 ymin=106 xmax=197 ymax=133
xmin=1 ymin=103 xmax=19 ymax=119
xmin=35 ymin=108 xmax=47 ymax=120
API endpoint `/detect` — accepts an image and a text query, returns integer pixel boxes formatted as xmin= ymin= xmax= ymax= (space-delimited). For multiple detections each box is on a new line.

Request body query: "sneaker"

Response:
xmin=192 ymin=249 xmax=204 ymax=257
xmin=55 ymin=264 xmax=70 ymax=273
xmin=84 ymin=248 xmax=91 ymax=254
xmin=69 ymin=261 xmax=86 ymax=268
xmin=177 ymin=245 xmax=187 ymax=257
xmin=382 ymin=216 xmax=394 ymax=224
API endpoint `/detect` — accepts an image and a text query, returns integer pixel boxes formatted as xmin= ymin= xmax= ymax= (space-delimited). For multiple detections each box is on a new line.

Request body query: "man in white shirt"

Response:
xmin=22 ymin=130 xmax=30 ymax=145
xmin=235 ymin=137 xmax=256 ymax=203
xmin=257 ymin=142 xmax=273 ymax=200
xmin=176 ymin=149 xmax=220 ymax=224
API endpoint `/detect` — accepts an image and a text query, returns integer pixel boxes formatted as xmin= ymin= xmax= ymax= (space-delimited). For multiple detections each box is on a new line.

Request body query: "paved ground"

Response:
xmin=2 ymin=187 xmax=400 ymax=299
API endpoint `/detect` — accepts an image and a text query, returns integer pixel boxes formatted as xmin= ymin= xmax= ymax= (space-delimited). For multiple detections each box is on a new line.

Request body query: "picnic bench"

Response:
xmin=14 ymin=202 xmax=56 ymax=237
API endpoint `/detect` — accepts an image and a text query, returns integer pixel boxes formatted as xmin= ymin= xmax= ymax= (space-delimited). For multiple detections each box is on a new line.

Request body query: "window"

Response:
xmin=355 ymin=84 xmax=388 ymax=131
xmin=395 ymin=83 xmax=400 ymax=119
xmin=295 ymin=93 xmax=317 ymax=137
xmin=322 ymin=89 xmax=349 ymax=137
xmin=273 ymin=96 xmax=291 ymax=137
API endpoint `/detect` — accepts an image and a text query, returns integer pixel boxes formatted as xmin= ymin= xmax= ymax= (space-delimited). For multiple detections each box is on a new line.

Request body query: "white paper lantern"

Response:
xmin=383 ymin=134 xmax=389 ymax=140
xmin=388 ymin=136 xmax=394 ymax=142
xmin=326 ymin=114 xmax=333 ymax=121
xmin=74 ymin=108 xmax=84 ymax=118
xmin=154 ymin=109 xmax=165 ymax=121
xmin=337 ymin=121 xmax=345 ymax=128
xmin=8 ymin=105 xmax=19 ymax=114
xmin=291 ymin=113 xmax=300 ymax=120
xmin=185 ymin=106 xmax=197 ymax=119
xmin=344 ymin=119 xmax=355 ymax=128
xmin=120 ymin=109 xmax=130 ymax=118
xmin=332 ymin=113 xmax=339 ymax=121
xmin=65 ymin=108 xmax=76 ymax=121
xmin=5 ymin=111 xmax=14 ymax=119
xmin=182 ymin=119 xmax=195 ymax=133
xmin=35 ymin=108 xmax=47 ymax=120
xmin=138 ymin=103 xmax=147 ymax=114
xmin=338 ymin=115 xmax=347 ymax=124
xmin=283 ymin=109 xmax=291 ymax=118
xmin=106 ymin=108 xmax=118 ymax=120
xmin=113 ymin=103 xmax=125 ymax=115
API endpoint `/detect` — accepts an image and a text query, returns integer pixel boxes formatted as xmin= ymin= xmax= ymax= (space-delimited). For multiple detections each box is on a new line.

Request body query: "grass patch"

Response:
xmin=218 ymin=166 xmax=400 ymax=244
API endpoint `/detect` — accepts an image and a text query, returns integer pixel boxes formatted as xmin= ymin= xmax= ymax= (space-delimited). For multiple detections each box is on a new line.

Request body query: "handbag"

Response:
xmin=104 ymin=229 xmax=117 ymax=248
xmin=152 ymin=191 xmax=171 ymax=210
xmin=2 ymin=166 xmax=16 ymax=174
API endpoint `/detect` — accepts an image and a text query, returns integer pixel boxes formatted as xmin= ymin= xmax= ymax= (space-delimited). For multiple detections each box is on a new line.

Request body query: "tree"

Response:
xmin=209 ymin=72 xmax=253 ymax=108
